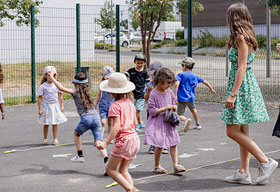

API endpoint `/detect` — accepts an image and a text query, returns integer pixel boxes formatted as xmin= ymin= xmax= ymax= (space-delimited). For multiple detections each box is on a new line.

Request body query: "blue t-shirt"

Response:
xmin=176 ymin=71 xmax=204 ymax=102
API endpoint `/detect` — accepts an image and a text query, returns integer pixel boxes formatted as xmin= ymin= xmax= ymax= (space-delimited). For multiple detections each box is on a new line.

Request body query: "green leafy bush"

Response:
xmin=198 ymin=30 xmax=215 ymax=48
xmin=175 ymin=39 xmax=187 ymax=47
xmin=95 ymin=42 xmax=115 ymax=50
xmin=151 ymin=43 xmax=162 ymax=49
xmin=175 ymin=30 xmax=184 ymax=40
xmin=256 ymin=35 xmax=266 ymax=49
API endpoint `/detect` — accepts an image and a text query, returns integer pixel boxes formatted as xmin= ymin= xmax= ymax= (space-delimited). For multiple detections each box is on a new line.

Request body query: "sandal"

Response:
xmin=153 ymin=165 xmax=167 ymax=174
xmin=148 ymin=145 xmax=155 ymax=154
xmin=174 ymin=164 xmax=185 ymax=173
xmin=42 ymin=139 xmax=48 ymax=145
xmin=162 ymin=147 xmax=169 ymax=154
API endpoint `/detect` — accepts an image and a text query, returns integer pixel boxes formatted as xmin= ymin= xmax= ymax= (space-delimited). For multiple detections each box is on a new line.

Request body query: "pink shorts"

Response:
xmin=111 ymin=135 xmax=140 ymax=160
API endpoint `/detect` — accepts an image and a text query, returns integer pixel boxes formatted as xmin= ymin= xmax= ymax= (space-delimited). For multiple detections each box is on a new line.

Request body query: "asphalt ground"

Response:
xmin=0 ymin=100 xmax=279 ymax=192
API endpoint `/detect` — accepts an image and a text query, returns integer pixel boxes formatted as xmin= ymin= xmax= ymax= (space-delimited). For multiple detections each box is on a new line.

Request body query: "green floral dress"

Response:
xmin=220 ymin=46 xmax=269 ymax=125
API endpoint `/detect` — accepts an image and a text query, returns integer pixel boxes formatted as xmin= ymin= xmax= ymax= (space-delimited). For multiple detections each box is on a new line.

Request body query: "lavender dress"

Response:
xmin=144 ymin=88 xmax=180 ymax=148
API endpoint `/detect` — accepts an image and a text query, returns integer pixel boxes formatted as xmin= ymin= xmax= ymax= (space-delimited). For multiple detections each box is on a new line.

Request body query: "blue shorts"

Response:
xmin=98 ymin=104 xmax=110 ymax=119
xmin=134 ymin=98 xmax=145 ymax=111
xmin=75 ymin=113 xmax=102 ymax=141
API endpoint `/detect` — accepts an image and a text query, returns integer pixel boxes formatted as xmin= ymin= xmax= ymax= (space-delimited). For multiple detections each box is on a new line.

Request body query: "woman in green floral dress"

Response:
xmin=221 ymin=3 xmax=278 ymax=185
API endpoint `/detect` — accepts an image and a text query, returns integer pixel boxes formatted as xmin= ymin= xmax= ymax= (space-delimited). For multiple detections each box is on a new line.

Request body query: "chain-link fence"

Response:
xmin=0 ymin=1 xmax=279 ymax=107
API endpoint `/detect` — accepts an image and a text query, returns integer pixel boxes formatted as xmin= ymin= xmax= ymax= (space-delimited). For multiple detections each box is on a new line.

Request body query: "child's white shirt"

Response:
xmin=38 ymin=82 xmax=61 ymax=104
xmin=0 ymin=89 xmax=3 ymax=104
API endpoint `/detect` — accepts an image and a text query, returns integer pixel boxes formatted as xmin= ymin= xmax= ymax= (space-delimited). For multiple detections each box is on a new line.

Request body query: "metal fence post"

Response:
xmin=31 ymin=5 xmax=36 ymax=104
xmin=116 ymin=5 xmax=120 ymax=72
xmin=266 ymin=2 xmax=271 ymax=78
xmin=76 ymin=3 xmax=81 ymax=73
xmin=187 ymin=0 xmax=192 ymax=57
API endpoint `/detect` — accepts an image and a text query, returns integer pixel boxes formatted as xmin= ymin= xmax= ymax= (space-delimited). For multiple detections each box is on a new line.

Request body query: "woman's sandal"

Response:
xmin=174 ymin=164 xmax=186 ymax=173
xmin=153 ymin=165 xmax=168 ymax=174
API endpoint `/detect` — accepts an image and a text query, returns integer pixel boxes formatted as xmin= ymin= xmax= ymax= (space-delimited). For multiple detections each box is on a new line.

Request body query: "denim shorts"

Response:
xmin=134 ymin=98 xmax=145 ymax=111
xmin=98 ymin=103 xmax=110 ymax=119
xmin=75 ymin=113 xmax=102 ymax=141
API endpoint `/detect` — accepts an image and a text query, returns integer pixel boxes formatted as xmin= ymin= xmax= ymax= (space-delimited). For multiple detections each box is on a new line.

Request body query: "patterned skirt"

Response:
xmin=38 ymin=102 xmax=68 ymax=125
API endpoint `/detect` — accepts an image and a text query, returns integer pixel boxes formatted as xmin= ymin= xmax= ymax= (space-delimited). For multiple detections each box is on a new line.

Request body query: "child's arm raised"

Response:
xmin=48 ymin=71 xmax=73 ymax=95
xmin=202 ymin=80 xmax=216 ymax=94
xmin=144 ymin=84 xmax=153 ymax=102
xmin=97 ymin=117 xmax=120 ymax=149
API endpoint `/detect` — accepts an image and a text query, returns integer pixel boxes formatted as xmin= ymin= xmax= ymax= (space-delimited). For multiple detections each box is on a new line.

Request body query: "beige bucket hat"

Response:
xmin=99 ymin=72 xmax=135 ymax=93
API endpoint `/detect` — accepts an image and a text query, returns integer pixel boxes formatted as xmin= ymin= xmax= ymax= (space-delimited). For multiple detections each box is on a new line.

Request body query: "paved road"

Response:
xmin=0 ymin=100 xmax=279 ymax=192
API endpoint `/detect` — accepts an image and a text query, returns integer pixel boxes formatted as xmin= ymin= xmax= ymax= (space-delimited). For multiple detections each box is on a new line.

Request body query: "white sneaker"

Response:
xmin=256 ymin=158 xmax=278 ymax=184
xmin=194 ymin=124 xmax=202 ymax=130
xmin=53 ymin=139 xmax=59 ymax=145
xmin=183 ymin=118 xmax=192 ymax=132
xmin=225 ymin=170 xmax=252 ymax=185
xmin=42 ymin=139 xmax=48 ymax=145
xmin=71 ymin=155 xmax=84 ymax=163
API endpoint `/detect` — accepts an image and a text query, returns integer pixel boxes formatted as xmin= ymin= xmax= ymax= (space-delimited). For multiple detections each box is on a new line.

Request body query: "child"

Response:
xmin=144 ymin=61 xmax=170 ymax=154
xmin=95 ymin=66 xmax=114 ymax=139
xmin=97 ymin=72 xmax=140 ymax=192
xmin=48 ymin=71 xmax=109 ymax=173
xmin=38 ymin=66 xmax=67 ymax=145
xmin=0 ymin=63 xmax=4 ymax=120
xmin=125 ymin=53 xmax=150 ymax=132
xmin=221 ymin=3 xmax=278 ymax=185
xmin=144 ymin=67 xmax=185 ymax=174
xmin=174 ymin=57 xmax=216 ymax=131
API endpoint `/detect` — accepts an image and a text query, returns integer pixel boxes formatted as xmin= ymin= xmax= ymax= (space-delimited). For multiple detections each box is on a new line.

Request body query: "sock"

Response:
xmin=104 ymin=156 xmax=109 ymax=164
xmin=77 ymin=150 xmax=83 ymax=157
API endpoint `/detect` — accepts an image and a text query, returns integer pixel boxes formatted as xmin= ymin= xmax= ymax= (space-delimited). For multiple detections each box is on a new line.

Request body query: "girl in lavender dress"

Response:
xmin=144 ymin=67 xmax=185 ymax=174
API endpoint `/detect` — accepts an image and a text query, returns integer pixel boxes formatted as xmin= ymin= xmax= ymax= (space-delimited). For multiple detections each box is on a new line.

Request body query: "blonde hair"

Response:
xmin=226 ymin=3 xmax=258 ymax=50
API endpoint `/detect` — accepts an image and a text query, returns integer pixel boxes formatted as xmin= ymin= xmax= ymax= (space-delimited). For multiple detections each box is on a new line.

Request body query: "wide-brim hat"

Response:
xmin=99 ymin=72 xmax=135 ymax=94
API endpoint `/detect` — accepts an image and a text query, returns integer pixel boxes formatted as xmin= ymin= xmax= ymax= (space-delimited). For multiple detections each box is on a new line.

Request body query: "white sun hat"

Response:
xmin=44 ymin=66 xmax=57 ymax=74
xmin=99 ymin=72 xmax=135 ymax=94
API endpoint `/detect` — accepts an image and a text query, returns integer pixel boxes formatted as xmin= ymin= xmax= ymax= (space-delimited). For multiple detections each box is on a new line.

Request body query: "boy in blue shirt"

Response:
xmin=174 ymin=57 xmax=216 ymax=130
xmin=125 ymin=53 xmax=150 ymax=132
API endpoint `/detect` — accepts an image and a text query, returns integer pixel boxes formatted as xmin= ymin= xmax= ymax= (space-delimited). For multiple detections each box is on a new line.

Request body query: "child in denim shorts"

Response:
xmin=48 ymin=71 xmax=109 ymax=175
xmin=95 ymin=66 xmax=114 ymax=139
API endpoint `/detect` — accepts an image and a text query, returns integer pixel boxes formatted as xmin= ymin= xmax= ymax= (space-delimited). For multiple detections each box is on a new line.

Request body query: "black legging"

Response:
xmin=272 ymin=109 xmax=280 ymax=138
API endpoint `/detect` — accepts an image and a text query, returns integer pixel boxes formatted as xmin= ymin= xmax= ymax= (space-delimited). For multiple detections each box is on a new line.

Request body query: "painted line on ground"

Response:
xmin=105 ymin=148 xmax=280 ymax=189
xmin=3 ymin=140 xmax=94 ymax=154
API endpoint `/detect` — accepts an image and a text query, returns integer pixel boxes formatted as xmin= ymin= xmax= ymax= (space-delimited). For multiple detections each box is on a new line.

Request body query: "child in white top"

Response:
xmin=38 ymin=66 xmax=67 ymax=145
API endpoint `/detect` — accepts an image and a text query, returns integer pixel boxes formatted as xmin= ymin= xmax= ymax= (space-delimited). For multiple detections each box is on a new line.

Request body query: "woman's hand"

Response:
xmin=96 ymin=141 xmax=107 ymax=150
xmin=225 ymin=96 xmax=236 ymax=109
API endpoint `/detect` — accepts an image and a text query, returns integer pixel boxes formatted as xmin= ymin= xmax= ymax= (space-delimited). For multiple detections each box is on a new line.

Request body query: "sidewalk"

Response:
xmin=0 ymin=100 xmax=279 ymax=192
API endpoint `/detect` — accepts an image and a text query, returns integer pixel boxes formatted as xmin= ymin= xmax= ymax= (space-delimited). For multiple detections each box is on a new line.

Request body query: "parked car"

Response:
xmin=128 ymin=32 xmax=142 ymax=42
xmin=94 ymin=32 xmax=130 ymax=48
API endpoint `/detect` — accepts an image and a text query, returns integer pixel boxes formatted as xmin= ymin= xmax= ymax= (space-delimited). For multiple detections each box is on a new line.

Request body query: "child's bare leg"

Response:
xmin=154 ymin=147 xmax=162 ymax=167
xmin=191 ymin=109 xmax=199 ymax=125
xmin=52 ymin=124 xmax=58 ymax=140
xmin=43 ymin=125 xmax=49 ymax=139
xmin=74 ymin=131 xmax=82 ymax=150
xmin=119 ymin=158 xmax=134 ymax=187
xmin=106 ymin=155 xmax=134 ymax=192
xmin=96 ymin=140 xmax=108 ymax=158
xmin=100 ymin=118 xmax=106 ymax=138
xmin=136 ymin=110 xmax=142 ymax=124
xmin=169 ymin=146 xmax=178 ymax=166
xmin=179 ymin=115 xmax=186 ymax=122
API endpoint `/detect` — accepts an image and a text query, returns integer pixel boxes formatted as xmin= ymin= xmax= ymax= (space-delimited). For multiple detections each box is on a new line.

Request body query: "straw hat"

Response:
xmin=99 ymin=72 xmax=135 ymax=93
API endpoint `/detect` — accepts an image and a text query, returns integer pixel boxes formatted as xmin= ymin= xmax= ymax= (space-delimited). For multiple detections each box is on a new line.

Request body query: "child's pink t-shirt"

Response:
xmin=108 ymin=99 xmax=137 ymax=141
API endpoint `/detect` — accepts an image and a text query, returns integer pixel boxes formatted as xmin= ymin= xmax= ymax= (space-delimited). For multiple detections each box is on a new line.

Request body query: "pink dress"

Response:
xmin=108 ymin=99 xmax=140 ymax=160
xmin=144 ymin=88 xmax=180 ymax=148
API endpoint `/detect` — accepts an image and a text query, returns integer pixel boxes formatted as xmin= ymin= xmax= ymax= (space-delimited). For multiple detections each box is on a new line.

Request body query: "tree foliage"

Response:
xmin=0 ymin=0 xmax=42 ymax=27
xmin=131 ymin=8 xmax=140 ymax=31
xmin=176 ymin=0 xmax=204 ymax=16
xmin=129 ymin=0 xmax=204 ymax=67
xmin=95 ymin=0 xmax=115 ymax=29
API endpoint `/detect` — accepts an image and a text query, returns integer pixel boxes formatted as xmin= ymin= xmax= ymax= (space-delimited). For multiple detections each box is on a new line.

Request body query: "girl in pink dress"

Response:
xmin=97 ymin=72 xmax=140 ymax=192
xmin=144 ymin=67 xmax=185 ymax=174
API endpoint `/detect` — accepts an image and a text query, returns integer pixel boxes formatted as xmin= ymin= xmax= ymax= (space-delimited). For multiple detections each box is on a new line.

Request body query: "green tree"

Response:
xmin=95 ymin=0 xmax=115 ymax=29
xmin=131 ymin=8 xmax=140 ymax=31
xmin=268 ymin=0 xmax=280 ymax=15
xmin=120 ymin=19 xmax=128 ymax=30
xmin=176 ymin=0 xmax=204 ymax=16
xmin=0 ymin=0 xmax=42 ymax=27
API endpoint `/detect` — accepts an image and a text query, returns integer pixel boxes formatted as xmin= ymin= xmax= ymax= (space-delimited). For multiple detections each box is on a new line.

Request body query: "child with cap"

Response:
xmin=38 ymin=66 xmax=67 ymax=145
xmin=0 ymin=63 xmax=4 ymax=120
xmin=95 ymin=66 xmax=115 ymax=139
xmin=48 ymin=71 xmax=109 ymax=175
xmin=144 ymin=61 xmax=170 ymax=154
xmin=97 ymin=72 xmax=140 ymax=192
xmin=174 ymin=57 xmax=216 ymax=130
xmin=125 ymin=53 xmax=150 ymax=132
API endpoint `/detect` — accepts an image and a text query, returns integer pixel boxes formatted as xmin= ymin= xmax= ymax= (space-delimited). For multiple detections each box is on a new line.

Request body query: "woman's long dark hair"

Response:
xmin=226 ymin=3 xmax=258 ymax=50
xmin=74 ymin=72 xmax=94 ymax=112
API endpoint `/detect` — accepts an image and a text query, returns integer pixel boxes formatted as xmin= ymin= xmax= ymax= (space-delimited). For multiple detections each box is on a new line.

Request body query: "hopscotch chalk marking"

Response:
xmin=105 ymin=149 xmax=280 ymax=189
xmin=53 ymin=153 xmax=72 ymax=158
xmin=179 ymin=153 xmax=197 ymax=158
